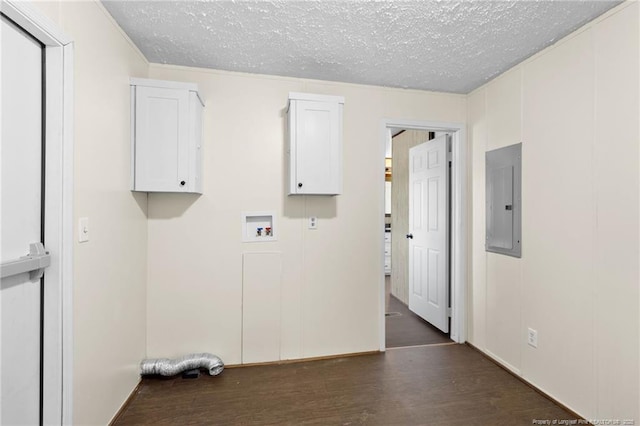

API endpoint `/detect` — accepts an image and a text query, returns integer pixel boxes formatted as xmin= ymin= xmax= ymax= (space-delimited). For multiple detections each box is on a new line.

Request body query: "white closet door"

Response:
xmin=1 ymin=15 xmax=44 ymax=425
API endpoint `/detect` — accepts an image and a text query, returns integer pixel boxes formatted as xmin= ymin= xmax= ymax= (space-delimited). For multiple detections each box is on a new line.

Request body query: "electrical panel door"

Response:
xmin=486 ymin=143 xmax=521 ymax=257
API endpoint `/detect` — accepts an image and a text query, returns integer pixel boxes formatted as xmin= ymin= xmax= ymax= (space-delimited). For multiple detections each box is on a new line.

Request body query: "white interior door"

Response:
xmin=408 ymin=134 xmax=450 ymax=333
xmin=1 ymin=15 xmax=45 ymax=425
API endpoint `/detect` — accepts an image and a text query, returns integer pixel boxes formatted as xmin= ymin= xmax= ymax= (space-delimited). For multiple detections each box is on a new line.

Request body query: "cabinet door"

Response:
xmin=135 ymin=86 xmax=189 ymax=191
xmin=294 ymin=100 xmax=341 ymax=194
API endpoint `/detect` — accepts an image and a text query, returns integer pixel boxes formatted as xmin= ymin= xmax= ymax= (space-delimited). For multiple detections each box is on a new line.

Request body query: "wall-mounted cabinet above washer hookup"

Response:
xmin=287 ymin=92 xmax=344 ymax=196
xmin=130 ymin=78 xmax=204 ymax=193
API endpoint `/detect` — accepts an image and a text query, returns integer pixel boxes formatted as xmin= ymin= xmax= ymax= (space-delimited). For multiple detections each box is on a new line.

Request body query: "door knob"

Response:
xmin=406 ymin=233 xmax=413 ymax=239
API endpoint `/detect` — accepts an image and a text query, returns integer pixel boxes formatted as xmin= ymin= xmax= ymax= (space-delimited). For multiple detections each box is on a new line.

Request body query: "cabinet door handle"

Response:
xmin=406 ymin=233 xmax=413 ymax=239
xmin=180 ymin=180 xmax=186 ymax=186
xmin=298 ymin=183 xmax=303 ymax=188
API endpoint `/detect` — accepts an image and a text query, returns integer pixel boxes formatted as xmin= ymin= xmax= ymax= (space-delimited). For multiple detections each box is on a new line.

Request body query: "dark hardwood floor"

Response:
xmin=385 ymin=276 xmax=452 ymax=348
xmin=385 ymin=293 xmax=452 ymax=348
xmin=114 ymin=344 xmax=579 ymax=426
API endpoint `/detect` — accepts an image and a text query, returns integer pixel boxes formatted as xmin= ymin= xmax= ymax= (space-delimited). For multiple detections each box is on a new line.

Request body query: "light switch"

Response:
xmin=78 ymin=217 xmax=89 ymax=243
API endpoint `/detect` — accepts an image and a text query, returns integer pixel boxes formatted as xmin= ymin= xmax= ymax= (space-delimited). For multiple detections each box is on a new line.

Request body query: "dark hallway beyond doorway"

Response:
xmin=385 ymin=276 xmax=452 ymax=348
xmin=385 ymin=293 xmax=452 ymax=348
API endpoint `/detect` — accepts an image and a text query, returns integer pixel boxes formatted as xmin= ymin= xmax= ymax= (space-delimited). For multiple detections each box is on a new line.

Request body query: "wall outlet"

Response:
xmin=527 ymin=327 xmax=538 ymax=348
xmin=308 ymin=216 xmax=318 ymax=230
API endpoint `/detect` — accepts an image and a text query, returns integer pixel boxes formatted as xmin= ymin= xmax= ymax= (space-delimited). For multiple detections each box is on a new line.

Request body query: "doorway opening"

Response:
xmin=385 ymin=129 xmax=451 ymax=348
xmin=378 ymin=119 xmax=467 ymax=352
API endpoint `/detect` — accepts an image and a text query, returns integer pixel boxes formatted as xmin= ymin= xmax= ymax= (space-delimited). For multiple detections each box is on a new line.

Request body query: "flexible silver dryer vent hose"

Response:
xmin=140 ymin=353 xmax=224 ymax=376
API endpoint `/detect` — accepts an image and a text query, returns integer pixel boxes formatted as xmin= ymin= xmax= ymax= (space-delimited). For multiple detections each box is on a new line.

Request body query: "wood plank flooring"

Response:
xmin=113 ymin=344 xmax=579 ymax=425
xmin=385 ymin=293 xmax=452 ymax=348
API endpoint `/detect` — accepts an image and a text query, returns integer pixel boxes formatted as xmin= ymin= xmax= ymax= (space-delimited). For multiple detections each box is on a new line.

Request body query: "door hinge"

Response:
xmin=447 ymin=307 xmax=452 ymax=318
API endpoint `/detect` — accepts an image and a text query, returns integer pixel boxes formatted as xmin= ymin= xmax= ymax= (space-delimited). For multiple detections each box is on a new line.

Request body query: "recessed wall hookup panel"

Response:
xmin=241 ymin=211 xmax=277 ymax=242
xmin=486 ymin=143 xmax=522 ymax=258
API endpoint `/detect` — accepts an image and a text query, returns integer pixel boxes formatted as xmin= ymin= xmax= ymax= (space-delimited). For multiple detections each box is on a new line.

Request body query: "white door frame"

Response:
xmin=379 ymin=119 xmax=467 ymax=350
xmin=1 ymin=1 xmax=74 ymax=423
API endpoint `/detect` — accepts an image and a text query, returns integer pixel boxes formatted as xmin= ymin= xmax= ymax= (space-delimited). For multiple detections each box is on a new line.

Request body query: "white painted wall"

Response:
xmin=467 ymin=2 xmax=639 ymax=420
xmin=145 ymin=64 xmax=465 ymax=364
xmin=32 ymin=1 xmax=149 ymax=424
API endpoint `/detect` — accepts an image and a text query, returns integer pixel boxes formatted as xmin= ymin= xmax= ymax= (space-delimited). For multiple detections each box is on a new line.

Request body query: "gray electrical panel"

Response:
xmin=486 ymin=143 xmax=521 ymax=258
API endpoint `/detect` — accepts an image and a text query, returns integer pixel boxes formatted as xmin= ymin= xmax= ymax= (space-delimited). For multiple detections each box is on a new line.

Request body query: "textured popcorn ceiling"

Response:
xmin=102 ymin=0 xmax=620 ymax=94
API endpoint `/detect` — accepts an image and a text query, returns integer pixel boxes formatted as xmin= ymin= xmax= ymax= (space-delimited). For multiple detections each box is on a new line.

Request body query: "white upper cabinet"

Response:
xmin=287 ymin=92 xmax=344 ymax=195
xmin=131 ymin=78 xmax=204 ymax=193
